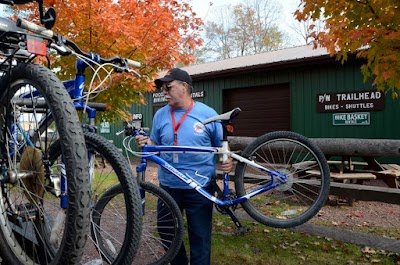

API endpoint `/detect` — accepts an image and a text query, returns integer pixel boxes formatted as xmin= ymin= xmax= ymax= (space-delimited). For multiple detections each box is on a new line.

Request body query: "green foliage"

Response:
xmin=295 ymin=0 xmax=400 ymax=97
xmin=210 ymin=214 xmax=399 ymax=264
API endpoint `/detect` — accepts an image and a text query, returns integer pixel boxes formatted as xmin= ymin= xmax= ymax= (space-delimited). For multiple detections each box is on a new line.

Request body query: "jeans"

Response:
xmin=159 ymin=184 xmax=214 ymax=265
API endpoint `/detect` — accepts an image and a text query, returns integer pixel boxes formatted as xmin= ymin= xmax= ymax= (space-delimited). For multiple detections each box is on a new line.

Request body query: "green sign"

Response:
xmin=333 ymin=112 xmax=370 ymax=125
xmin=100 ymin=121 xmax=111 ymax=133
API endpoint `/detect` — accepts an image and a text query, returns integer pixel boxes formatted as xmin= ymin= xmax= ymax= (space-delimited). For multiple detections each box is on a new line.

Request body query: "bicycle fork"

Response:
xmin=136 ymin=161 xmax=147 ymax=214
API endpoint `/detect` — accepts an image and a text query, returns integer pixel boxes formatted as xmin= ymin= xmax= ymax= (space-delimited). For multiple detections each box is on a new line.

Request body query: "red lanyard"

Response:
xmin=170 ymin=100 xmax=194 ymax=145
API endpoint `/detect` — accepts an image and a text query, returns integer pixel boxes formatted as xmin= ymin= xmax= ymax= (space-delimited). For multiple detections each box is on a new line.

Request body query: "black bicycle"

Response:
xmin=10 ymin=6 xmax=144 ymax=265
xmin=0 ymin=1 xmax=91 ymax=264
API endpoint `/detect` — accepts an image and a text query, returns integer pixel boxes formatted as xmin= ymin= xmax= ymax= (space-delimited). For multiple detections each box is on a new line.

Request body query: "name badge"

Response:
xmin=173 ymin=153 xmax=179 ymax=163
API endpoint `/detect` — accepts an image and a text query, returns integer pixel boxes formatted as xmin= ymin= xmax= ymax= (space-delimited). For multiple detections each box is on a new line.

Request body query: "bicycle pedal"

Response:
xmin=235 ymin=226 xmax=250 ymax=236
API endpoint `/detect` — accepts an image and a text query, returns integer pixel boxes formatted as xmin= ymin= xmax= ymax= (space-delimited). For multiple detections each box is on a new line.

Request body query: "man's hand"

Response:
xmin=220 ymin=157 xmax=234 ymax=173
xmin=135 ymin=135 xmax=150 ymax=148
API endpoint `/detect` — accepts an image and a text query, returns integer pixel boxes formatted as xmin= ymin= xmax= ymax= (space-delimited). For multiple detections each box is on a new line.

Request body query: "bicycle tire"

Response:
xmin=0 ymin=62 xmax=90 ymax=264
xmin=234 ymin=131 xmax=330 ymax=228
xmin=49 ymin=132 xmax=142 ymax=265
xmin=93 ymin=181 xmax=184 ymax=265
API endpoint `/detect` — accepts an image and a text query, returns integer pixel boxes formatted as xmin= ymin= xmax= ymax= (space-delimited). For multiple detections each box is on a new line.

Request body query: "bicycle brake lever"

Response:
xmin=116 ymin=129 xmax=125 ymax=136
xmin=50 ymin=43 xmax=71 ymax=56
xmin=113 ymin=66 xmax=124 ymax=73
xmin=127 ymin=68 xmax=141 ymax=78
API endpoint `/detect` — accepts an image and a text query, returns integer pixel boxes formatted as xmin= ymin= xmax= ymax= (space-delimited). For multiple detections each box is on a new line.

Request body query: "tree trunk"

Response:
xmin=228 ymin=136 xmax=400 ymax=157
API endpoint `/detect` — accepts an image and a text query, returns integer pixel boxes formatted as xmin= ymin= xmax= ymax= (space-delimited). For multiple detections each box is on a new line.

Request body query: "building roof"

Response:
xmin=176 ymin=45 xmax=332 ymax=79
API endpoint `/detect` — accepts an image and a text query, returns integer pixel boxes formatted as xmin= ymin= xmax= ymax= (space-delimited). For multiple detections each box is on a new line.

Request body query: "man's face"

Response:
xmin=161 ymin=80 xmax=186 ymax=107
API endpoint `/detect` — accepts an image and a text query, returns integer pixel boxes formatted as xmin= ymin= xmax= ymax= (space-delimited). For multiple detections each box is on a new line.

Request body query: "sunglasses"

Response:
xmin=161 ymin=81 xmax=184 ymax=92
xmin=161 ymin=83 xmax=173 ymax=92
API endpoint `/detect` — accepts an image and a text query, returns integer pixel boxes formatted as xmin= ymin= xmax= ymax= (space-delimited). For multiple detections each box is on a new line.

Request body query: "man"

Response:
xmin=135 ymin=68 xmax=233 ymax=265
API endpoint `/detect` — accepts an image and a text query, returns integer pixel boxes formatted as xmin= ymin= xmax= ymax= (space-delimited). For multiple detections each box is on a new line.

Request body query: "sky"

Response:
xmin=188 ymin=0 xmax=303 ymax=46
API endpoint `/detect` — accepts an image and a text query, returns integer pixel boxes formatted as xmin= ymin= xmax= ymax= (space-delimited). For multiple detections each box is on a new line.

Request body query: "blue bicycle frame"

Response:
xmin=19 ymin=52 xmax=102 ymax=129
xmin=63 ymin=52 xmax=102 ymax=126
xmin=136 ymin=144 xmax=288 ymax=207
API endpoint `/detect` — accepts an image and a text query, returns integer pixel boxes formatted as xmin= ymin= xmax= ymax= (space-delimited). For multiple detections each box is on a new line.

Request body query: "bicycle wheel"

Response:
xmin=48 ymin=132 xmax=142 ymax=265
xmin=234 ymin=131 xmax=330 ymax=228
xmin=93 ymin=181 xmax=184 ymax=265
xmin=0 ymin=62 xmax=90 ymax=264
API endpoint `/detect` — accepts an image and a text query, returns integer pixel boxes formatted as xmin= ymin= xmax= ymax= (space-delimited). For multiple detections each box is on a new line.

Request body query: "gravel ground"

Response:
xmin=312 ymin=199 xmax=400 ymax=231
xmin=310 ymin=177 xmax=400 ymax=236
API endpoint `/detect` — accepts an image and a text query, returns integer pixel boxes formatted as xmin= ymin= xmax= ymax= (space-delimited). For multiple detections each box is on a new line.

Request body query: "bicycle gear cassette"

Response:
xmin=20 ymin=146 xmax=45 ymax=203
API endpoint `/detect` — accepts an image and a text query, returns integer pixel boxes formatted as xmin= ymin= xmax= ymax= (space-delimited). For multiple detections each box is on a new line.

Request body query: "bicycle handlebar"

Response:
xmin=0 ymin=0 xmax=35 ymax=5
xmin=16 ymin=18 xmax=142 ymax=70
xmin=17 ymin=18 xmax=54 ymax=38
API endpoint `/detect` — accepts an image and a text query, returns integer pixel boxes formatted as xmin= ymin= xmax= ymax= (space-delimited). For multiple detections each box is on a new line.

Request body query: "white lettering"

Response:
xmin=191 ymin=91 xmax=204 ymax=98
xmin=133 ymin=113 xmax=142 ymax=120
xmin=152 ymin=92 xmax=164 ymax=98
xmin=335 ymin=91 xmax=382 ymax=102
xmin=163 ymin=163 xmax=193 ymax=184
xmin=345 ymin=103 xmax=374 ymax=110
xmin=319 ymin=94 xmax=330 ymax=103
xmin=325 ymin=104 xmax=339 ymax=110
xmin=335 ymin=114 xmax=346 ymax=120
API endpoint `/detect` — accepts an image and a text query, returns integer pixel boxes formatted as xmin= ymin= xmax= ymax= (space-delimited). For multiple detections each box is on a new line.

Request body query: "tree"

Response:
xmin=203 ymin=0 xmax=284 ymax=61
xmin=287 ymin=16 xmax=324 ymax=45
xmin=13 ymin=0 xmax=203 ymax=120
xmin=204 ymin=9 xmax=235 ymax=60
xmin=295 ymin=0 xmax=400 ymax=97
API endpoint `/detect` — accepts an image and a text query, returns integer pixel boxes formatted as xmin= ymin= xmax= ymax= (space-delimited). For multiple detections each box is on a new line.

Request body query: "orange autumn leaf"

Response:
xmin=12 ymin=0 xmax=204 ymax=120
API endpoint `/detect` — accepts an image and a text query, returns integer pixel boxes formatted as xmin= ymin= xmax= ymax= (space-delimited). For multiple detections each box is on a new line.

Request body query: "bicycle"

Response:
xmin=98 ymin=107 xmax=331 ymax=264
xmin=16 ymin=16 xmax=144 ymax=265
xmin=95 ymin=123 xmax=185 ymax=265
xmin=94 ymin=175 xmax=184 ymax=265
xmin=0 ymin=1 xmax=91 ymax=264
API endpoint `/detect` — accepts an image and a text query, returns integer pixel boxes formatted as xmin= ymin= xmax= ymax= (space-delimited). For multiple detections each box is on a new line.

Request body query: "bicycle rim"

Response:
xmin=93 ymin=182 xmax=184 ymax=265
xmin=235 ymin=131 xmax=330 ymax=228
xmin=0 ymin=63 xmax=90 ymax=264
xmin=49 ymin=132 xmax=142 ymax=265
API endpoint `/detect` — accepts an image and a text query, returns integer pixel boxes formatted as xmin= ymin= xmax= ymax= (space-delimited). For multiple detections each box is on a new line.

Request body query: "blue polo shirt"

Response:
xmin=150 ymin=101 xmax=222 ymax=189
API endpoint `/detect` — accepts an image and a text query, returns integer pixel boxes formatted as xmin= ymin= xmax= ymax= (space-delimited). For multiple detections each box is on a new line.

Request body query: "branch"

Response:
xmin=352 ymin=0 xmax=379 ymax=19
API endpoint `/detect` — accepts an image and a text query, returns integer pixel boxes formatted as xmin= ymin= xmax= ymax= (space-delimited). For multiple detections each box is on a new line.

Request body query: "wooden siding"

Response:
xmin=99 ymin=93 xmax=154 ymax=151
xmin=193 ymin=59 xmax=400 ymax=140
xmin=101 ymin=58 xmax=400 ymax=152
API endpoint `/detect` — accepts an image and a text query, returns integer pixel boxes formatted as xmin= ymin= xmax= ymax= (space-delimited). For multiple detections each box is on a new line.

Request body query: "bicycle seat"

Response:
xmin=203 ymin=107 xmax=241 ymax=125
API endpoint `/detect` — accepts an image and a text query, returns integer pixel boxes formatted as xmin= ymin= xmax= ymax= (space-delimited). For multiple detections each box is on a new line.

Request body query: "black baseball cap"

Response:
xmin=155 ymin=68 xmax=193 ymax=88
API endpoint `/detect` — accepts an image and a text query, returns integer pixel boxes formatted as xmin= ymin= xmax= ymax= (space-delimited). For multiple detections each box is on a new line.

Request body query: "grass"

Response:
xmin=91 ymin=170 xmax=119 ymax=194
xmin=206 ymin=215 xmax=400 ymax=265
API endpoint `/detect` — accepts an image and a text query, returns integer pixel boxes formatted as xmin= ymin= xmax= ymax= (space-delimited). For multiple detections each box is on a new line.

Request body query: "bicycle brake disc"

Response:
xmin=20 ymin=146 xmax=45 ymax=203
